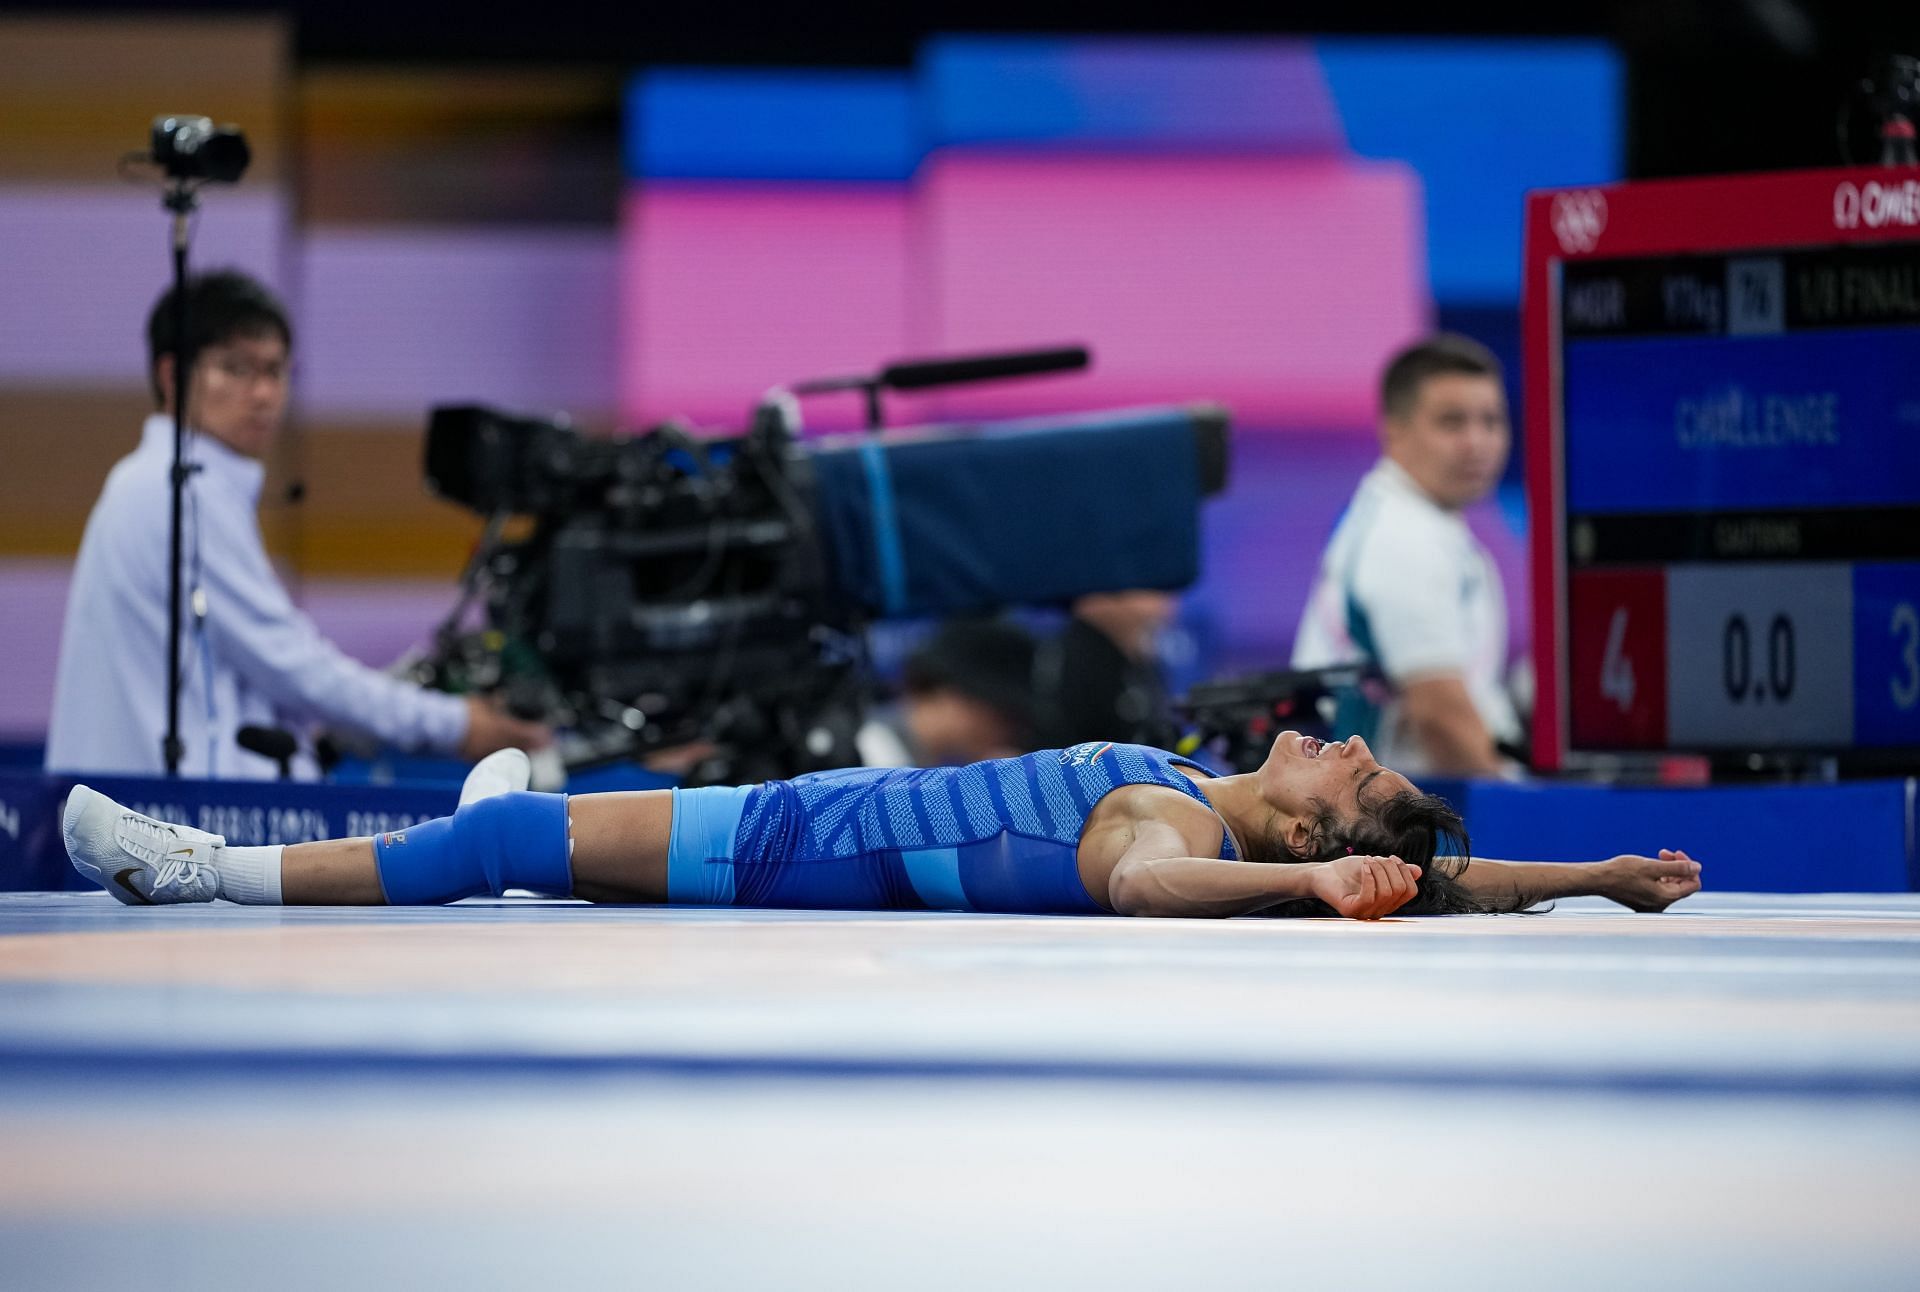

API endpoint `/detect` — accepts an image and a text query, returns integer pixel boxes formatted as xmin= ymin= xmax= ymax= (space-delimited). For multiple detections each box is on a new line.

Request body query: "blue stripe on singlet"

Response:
xmin=909 ymin=779 xmax=935 ymax=847
xmin=1025 ymin=759 xmax=1057 ymax=837
xmin=981 ymin=761 xmax=1015 ymax=834
xmin=900 ymin=846 xmax=972 ymax=911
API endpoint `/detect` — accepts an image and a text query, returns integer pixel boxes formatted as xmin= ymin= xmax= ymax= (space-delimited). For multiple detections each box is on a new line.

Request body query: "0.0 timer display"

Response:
xmin=1666 ymin=565 xmax=1852 ymax=747
xmin=1719 ymin=611 xmax=1795 ymax=705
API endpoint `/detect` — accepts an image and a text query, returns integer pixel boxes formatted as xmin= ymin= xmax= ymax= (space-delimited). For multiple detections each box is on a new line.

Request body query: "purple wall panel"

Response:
xmin=297 ymin=228 xmax=619 ymax=421
xmin=0 ymin=562 xmax=70 ymax=737
xmin=0 ymin=195 xmax=613 ymax=422
xmin=0 ymin=187 xmax=288 ymax=383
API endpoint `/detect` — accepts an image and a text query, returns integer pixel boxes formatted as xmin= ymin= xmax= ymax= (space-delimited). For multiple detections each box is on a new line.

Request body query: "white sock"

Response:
xmin=217 ymin=844 xmax=284 ymax=905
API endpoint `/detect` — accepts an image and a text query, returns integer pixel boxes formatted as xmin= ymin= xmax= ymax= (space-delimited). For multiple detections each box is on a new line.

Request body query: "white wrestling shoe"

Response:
xmin=459 ymin=747 xmax=532 ymax=807
xmin=63 ymin=785 xmax=224 ymax=906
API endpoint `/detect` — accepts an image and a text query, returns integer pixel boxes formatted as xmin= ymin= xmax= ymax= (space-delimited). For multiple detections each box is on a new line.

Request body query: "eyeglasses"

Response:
xmin=205 ymin=354 xmax=293 ymax=386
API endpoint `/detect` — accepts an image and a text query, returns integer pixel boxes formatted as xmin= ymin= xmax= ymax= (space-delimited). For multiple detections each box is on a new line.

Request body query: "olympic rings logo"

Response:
xmin=1550 ymin=190 xmax=1608 ymax=255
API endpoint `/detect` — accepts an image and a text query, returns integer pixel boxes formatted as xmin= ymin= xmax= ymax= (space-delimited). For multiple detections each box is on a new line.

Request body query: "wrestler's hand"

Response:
xmin=461 ymin=694 xmax=553 ymax=760
xmin=1308 ymin=854 xmax=1423 ymax=920
xmin=1596 ymin=849 xmax=1701 ymax=912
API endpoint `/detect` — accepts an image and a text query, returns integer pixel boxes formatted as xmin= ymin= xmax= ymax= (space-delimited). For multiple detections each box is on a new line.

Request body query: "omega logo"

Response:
xmin=1833 ymin=179 xmax=1920 ymax=230
xmin=1551 ymin=190 xmax=1608 ymax=255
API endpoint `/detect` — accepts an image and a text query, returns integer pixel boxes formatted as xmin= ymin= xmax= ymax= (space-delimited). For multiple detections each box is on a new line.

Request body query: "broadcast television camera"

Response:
xmin=415 ymin=348 xmax=1231 ymax=783
xmin=1176 ymin=665 xmax=1388 ymax=774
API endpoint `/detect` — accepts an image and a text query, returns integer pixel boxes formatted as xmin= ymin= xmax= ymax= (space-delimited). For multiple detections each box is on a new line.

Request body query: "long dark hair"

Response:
xmin=1257 ymin=784 xmax=1512 ymax=916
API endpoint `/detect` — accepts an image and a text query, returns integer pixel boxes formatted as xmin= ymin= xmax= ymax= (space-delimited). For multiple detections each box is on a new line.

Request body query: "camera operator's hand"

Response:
xmin=461 ymin=694 xmax=552 ymax=761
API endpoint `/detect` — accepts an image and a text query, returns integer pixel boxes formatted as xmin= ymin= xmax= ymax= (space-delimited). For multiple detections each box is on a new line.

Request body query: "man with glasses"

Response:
xmin=46 ymin=269 xmax=546 ymax=779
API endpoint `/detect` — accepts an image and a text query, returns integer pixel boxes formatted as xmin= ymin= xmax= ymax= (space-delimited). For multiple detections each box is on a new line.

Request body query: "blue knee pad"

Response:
xmin=373 ymin=791 xmax=572 ymax=905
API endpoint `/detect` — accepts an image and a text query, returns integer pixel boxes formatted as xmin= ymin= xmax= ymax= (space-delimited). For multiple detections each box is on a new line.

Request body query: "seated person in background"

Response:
xmin=66 ymin=731 xmax=1702 ymax=919
xmin=1292 ymin=334 xmax=1522 ymax=778
xmin=45 ymin=269 xmax=546 ymax=779
xmin=1034 ymin=591 xmax=1178 ymax=750
xmin=900 ymin=618 xmax=1040 ymax=765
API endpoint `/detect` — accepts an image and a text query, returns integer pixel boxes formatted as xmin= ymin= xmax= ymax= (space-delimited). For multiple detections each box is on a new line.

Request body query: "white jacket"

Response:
xmin=46 ymin=416 xmax=467 ymax=779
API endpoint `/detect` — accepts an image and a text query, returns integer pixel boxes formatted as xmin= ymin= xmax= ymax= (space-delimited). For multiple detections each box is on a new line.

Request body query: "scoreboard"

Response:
xmin=1524 ymin=168 xmax=1920 ymax=771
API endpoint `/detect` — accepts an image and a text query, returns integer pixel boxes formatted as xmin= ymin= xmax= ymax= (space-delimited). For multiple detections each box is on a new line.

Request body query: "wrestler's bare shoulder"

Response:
xmin=1080 ymin=781 xmax=1226 ymax=864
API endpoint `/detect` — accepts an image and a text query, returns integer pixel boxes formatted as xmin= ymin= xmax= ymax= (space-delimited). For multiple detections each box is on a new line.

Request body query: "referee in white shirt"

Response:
xmin=1292 ymin=334 xmax=1522 ymax=778
xmin=45 ymin=270 xmax=547 ymax=779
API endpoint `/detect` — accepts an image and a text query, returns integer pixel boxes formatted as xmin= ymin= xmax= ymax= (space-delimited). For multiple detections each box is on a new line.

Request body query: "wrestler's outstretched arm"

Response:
xmin=1100 ymin=818 xmax=1421 ymax=920
xmin=1446 ymin=849 xmax=1701 ymax=913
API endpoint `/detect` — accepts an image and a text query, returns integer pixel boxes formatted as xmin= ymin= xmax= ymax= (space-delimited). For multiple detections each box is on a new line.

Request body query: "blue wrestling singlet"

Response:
xmin=666 ymin=742 xmax=1238 ymax=914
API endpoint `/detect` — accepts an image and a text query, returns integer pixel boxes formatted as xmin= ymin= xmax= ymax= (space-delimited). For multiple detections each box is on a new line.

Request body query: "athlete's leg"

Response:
xmin=565 ymin=791 xmax=674 ymax=902
xmin=263 ymin=750 xmax=543 ymax=904
xmin=67 ymin=779 xmax=681 ymax=907
xmin=280 ymin=751 xmax=669 ymax=905
xmin=273 ymin=790 xmax=675 ymax=904
xmin=279 ymin=837 xmax=383 ymax=903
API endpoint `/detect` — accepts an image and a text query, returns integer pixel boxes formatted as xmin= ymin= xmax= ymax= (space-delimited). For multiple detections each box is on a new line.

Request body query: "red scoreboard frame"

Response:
xmin=1523 ymin=166 xmax=1920 ymax=771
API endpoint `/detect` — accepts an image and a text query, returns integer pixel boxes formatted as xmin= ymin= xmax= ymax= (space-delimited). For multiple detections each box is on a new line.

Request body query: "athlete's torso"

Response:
xmin=729 ymin=742 xmax=1238 ymax=913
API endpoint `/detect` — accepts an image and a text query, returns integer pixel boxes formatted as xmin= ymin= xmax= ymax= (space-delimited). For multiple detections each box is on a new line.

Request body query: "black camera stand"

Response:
xmin=141 ymin=113 xmax=247 ymax=776
xmin=159 ymin=178 xmax=199 ymax=776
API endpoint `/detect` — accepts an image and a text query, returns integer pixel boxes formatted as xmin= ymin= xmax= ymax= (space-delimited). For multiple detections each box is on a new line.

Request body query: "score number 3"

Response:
xmin=1895 ymin=602 xmax=1920 ymax=712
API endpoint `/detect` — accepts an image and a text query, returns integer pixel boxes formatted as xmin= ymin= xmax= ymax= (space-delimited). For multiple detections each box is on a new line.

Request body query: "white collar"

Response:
xmin=140 ymin=413 xmax=267 ymax=503
xmin=1368 ymin=456 xmax=1459 ymax=519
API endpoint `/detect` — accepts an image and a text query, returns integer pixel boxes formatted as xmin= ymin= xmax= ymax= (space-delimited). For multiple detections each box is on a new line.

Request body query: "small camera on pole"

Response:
xmin=142 ymin=114 xmax=250 ymax=776
xmin=150 ymin=114 xmax=250 ymax=184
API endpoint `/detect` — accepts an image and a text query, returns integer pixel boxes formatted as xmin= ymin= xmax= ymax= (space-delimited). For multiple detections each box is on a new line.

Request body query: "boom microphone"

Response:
xmin=785 ymin=345 xmax=1091 ymax=431
xmin=878 ymin=346 xmax=1090 ymax=391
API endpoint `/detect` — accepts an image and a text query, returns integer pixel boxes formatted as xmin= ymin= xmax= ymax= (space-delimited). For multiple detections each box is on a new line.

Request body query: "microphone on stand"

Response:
xmin=236 ymin=725 xmax=298 ymax=780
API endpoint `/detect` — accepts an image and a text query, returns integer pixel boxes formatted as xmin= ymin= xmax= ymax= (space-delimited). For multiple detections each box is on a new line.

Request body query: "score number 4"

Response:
xmin=1601 ymin=607 xmax=1636 ymax=713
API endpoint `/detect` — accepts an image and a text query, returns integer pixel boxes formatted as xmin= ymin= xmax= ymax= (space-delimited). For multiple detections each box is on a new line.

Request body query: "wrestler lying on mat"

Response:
xmin=63 ymin=734 xmax=1700 ymax=919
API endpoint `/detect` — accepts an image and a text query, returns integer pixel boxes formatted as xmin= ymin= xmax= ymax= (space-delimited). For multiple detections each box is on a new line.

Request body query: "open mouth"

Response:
xmin=1302 ymin=736 xmax=1327 ymax=758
